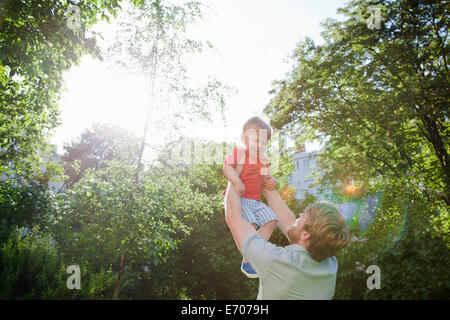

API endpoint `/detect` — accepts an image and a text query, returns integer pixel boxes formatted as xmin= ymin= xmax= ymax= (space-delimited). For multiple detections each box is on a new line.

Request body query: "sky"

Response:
xmin=51 ymin=0 xmax=349 ymax=156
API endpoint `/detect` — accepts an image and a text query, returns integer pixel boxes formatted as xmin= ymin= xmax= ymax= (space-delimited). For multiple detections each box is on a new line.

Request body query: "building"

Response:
xmin=47 ymin=152 xmax=64 ymax=193
xmin=0 ymin=151 xmax=64 ymax=194
xmin=289 ymin=147 xmax=325 ymax=200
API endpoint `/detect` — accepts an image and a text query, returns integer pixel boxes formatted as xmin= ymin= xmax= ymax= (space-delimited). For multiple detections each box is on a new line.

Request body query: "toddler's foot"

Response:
xmin=241 ymin=259 xmax=259 ymax=279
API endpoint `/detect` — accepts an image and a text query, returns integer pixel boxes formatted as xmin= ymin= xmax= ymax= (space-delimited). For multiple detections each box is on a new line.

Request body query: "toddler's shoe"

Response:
xmin=241 ymin=260 xmax=259 ymax=279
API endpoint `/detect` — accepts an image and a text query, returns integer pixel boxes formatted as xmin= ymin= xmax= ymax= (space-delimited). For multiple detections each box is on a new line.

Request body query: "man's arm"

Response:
xmin=262 ymin=187 xmax=296 ymax=241
xmin=224 ymin=184 xmax=257 ymax=253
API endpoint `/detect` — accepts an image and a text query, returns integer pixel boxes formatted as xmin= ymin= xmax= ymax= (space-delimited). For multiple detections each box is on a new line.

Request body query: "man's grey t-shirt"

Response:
xmin=242 ymin=233 xmax=338 ymax=300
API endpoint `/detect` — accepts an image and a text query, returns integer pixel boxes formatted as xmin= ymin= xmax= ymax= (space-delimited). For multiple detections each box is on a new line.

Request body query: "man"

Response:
xmin=224 ymin=180 xmax=351 ymax=299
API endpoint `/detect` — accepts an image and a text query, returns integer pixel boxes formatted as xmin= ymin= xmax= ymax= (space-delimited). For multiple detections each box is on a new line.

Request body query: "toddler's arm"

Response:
xmin=223 ymin=147 xmax=246 ymax=196
xmin=223 ymin=164 xmax=245 ymax=195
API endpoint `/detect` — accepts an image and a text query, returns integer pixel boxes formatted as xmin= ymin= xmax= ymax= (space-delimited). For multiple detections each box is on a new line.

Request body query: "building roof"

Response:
xmin=292 ymin=149 xmax=322 ymax=160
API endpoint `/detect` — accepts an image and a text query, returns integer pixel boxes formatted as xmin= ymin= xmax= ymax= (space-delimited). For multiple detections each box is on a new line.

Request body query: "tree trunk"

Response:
xmin=135 ymin=5 xmax=162 ymax=182
xmin=135 ymin=71 xmax=156 ymax=182
xmin=119 ymin=5 xmax=163 ymax=300
xmin=112 ymin=253 xmax=125 ymax=300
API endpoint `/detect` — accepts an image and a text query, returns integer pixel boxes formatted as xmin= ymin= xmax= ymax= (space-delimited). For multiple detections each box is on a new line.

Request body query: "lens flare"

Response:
xmin=337 ymin=193 xmax=410 ymax=252
xmin=383 ymin=203 xmax=409 ymax=254
xmin=279 ymin=185 xmax=295 ymax=202
xmin=338 ymin=194 xmax=381 ymax=233
xmin=346 ymin=184 xmax=357 ymax=195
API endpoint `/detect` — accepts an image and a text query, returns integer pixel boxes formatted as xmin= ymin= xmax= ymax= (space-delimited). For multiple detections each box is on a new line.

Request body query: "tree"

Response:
xmin=105 ymin=0 xmax=231 ymax=297
xmin=142 ymin=139 xmax=259 ymax=299
xmin=106 ymin=0 xmax=230 ymax=181
xmin=0 ymin=227 xmax=62 ymax=299
xmin=0 ymin=0 xmax=133 ymax=181
xmin=60 ymin=123 xmax=140 ymax=188
xmin=0 ymin=180 xmax=57 ymax=243
xmin=53 ymin=157 xmax=218 ymax=299
xmin=265 ymin=0 xmax=449 ymax=206
xmin=264 ymin=0 xmax=449 ymax=299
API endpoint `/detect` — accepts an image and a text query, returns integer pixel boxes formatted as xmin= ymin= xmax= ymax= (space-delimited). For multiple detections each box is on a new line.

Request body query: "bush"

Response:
xmin=334 ymin=198 xmax=450 ymax=300
xmin=0 ymin=181 xmax=56 ymax=243
xmin=0 ymin=227 xmax=118 ymax=299
xmin=0 ymin=227 xmax=62 ymax=299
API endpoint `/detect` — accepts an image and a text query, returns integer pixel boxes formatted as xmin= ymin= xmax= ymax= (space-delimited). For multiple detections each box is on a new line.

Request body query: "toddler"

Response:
xmin=223 ymin=116 xmax=277 ymax=278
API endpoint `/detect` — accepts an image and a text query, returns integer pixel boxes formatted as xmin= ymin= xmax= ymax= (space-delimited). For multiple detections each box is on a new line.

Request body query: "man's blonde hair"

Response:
xmin=303 ymin=201 xmax=351 ymax=262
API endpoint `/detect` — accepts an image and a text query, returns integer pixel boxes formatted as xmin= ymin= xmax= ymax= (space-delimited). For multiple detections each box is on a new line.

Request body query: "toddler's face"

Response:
xmin=242 ymin=127 xmax=269 ymax=155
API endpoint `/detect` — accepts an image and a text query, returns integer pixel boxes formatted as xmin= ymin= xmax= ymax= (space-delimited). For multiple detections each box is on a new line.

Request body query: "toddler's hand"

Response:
xmin=263 ymin=176 xmax=277 ymax=191
xmin=233 ymin=180 xmax=246 ymax=196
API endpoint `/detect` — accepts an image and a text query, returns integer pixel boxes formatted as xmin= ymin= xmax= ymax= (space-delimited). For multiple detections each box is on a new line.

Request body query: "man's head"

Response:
xmin=288 ymin=201 xmax=351 ymax=262
xmin=240 ymin=116 xmax=272 ymax=154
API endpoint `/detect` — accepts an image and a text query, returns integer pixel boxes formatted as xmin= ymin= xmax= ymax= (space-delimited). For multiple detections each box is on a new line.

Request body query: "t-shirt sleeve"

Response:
xmin=242 ymin=233 xmax=278 ymax=279
xmin=224 ymin=147 xmax=246 ymax=167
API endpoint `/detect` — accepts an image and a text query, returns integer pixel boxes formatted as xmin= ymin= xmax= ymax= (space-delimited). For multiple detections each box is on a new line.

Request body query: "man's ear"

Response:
xmin=301 ymin=231 xmax=310 ymax=241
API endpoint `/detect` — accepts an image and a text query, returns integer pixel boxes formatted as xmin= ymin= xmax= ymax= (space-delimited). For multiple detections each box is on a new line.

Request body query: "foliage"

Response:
xmin=52 ymin=150 xmax=223 ymax=298
xmin=264 ymin=0 xmax=449 ymax=299
xmin=60 ymin=123 xmax=140 ymax=188
xmin=0 ymin=180 xmax=58 ymax=244
xmin=3 ymin=0 xmax=448 ymax=300
xmin=107 ymin=0 xmax=226 ymax=120
xmin=334 ymin=195 xmax=449 ymax=299
xmin=0 ymin=226 xmax=119 ymax=299
xmin=0 ymin=1 xmax=132 ymax=298
xmin=0 ymin=227 xmax=62 ymax=299
xmin=1 ymin=0 xmax=257 ymax=300
xmin=265 ymin=0 xmax=449 ymax=205
xmin=0 ymin=0 xmax=130 ymax=180
xmin=106 ymin=0 xmax=232 ymax=179
xmin=127 ymin=140 xmax=259 ymax=299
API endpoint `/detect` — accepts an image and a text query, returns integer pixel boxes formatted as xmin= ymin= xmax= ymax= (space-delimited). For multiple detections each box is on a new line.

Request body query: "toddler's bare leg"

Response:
xmin=257 ymin=220 xmax=277 ymax=241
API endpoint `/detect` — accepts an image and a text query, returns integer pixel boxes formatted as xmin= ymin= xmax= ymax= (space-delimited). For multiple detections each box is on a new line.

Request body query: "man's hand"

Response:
xmin=263 ymin=176 xmax=277 ymax=191
xmin=233 ymin=179 xmax=246 ymax=195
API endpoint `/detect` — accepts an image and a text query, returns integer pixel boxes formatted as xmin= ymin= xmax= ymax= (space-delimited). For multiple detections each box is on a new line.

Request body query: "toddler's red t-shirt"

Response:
xmin=222 ymin=147 xmax=270 ymax=201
